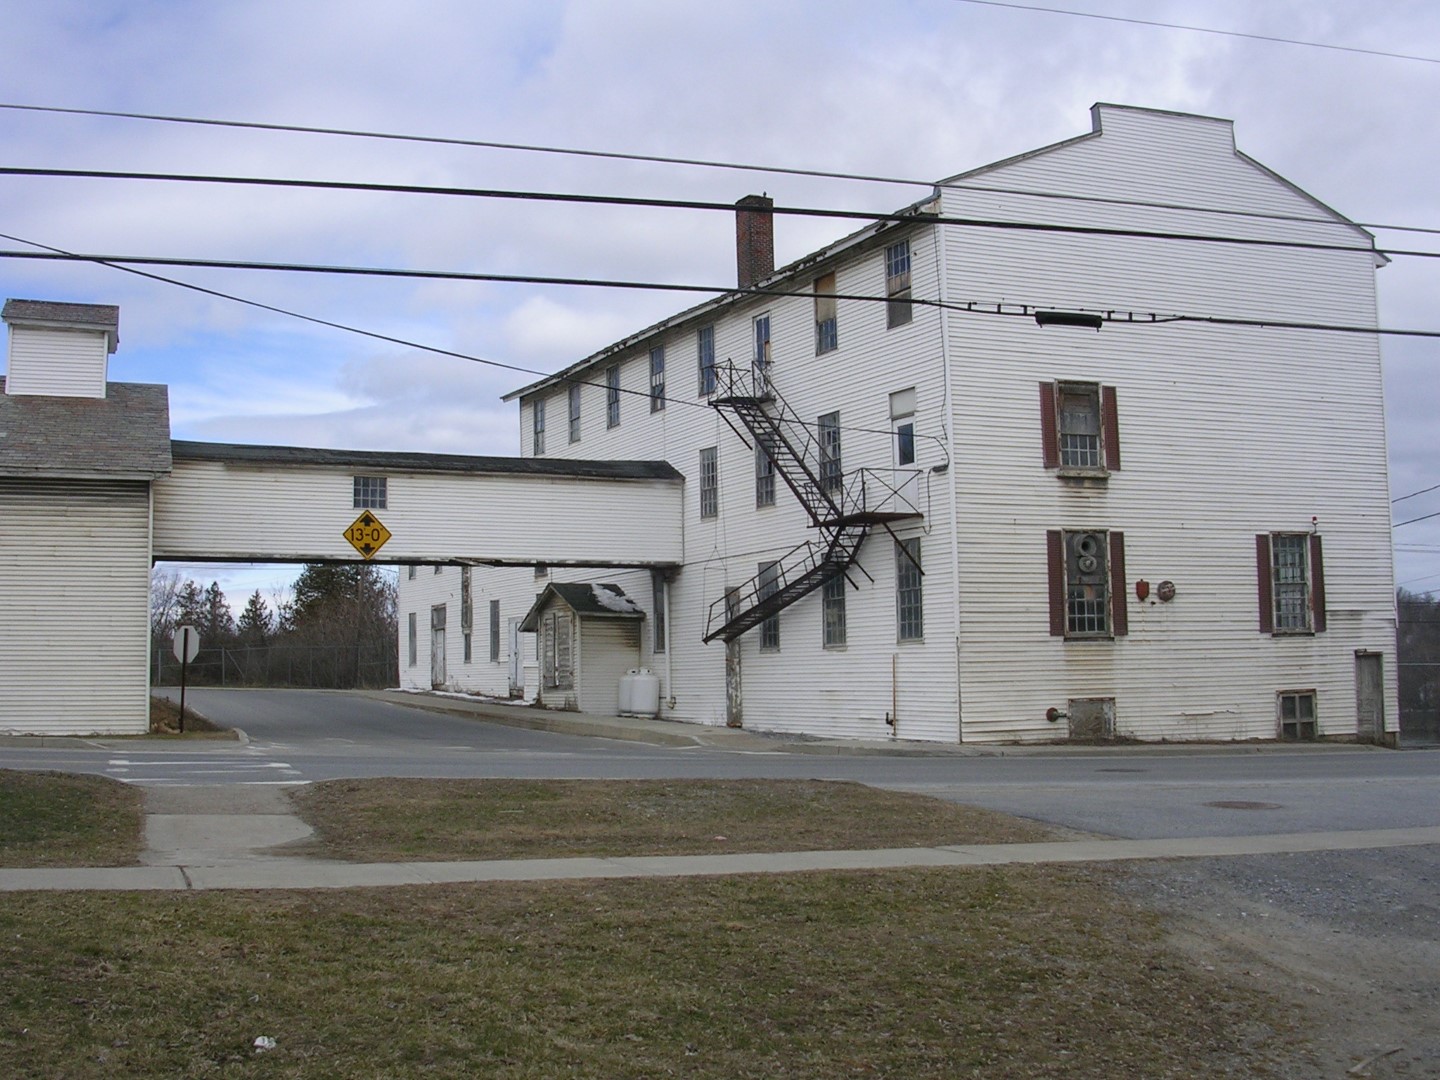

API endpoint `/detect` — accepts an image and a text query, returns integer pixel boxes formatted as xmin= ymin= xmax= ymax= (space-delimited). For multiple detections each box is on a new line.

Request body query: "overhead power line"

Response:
xmin=1395 ymin=510 xmax=1440 ymax=529
xmin=0 ymin=166 xmax=1420 ymax=259
xmin=953 ymin=0 xmax=1440 ymax=65
xmin=3 ymin=241 xmax=1437 ymax=339
xmin=1394 ymin=482 xmax=1440 ymax=504
xmin=2 ymin=101 xmax=1438 ymax=238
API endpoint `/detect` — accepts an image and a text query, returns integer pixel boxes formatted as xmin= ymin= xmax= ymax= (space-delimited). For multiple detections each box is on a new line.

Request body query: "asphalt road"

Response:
xmin=6 ymin=687 xmax=1438 ymax=842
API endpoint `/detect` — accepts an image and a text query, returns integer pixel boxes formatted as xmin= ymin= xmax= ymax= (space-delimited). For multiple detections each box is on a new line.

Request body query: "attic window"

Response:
xmin=353 ymin=475 xmax=387 ymax=509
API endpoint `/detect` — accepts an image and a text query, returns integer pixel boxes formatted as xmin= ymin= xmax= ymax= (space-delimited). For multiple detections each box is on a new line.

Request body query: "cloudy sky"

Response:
xmin=1 ymin=0 xmax=1437 ymax=606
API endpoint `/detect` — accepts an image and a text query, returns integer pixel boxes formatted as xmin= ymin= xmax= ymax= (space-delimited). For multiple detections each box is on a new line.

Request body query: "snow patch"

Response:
xmin=592 ymin=584 xmax=642 ymax=614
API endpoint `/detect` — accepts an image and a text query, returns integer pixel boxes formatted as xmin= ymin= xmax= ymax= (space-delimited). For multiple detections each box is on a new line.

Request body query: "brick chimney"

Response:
xmin=735 ymin=194 xmax=774 ymax=289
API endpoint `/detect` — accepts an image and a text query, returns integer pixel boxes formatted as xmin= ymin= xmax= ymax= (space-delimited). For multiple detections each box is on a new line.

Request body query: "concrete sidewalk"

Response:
xmin=6 ymin=824 xmax=1439 ymax=893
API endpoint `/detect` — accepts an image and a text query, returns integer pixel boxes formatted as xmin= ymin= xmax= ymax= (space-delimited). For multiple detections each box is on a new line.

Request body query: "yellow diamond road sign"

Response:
xmin=344 ymin=511 xmax=392 ymax=560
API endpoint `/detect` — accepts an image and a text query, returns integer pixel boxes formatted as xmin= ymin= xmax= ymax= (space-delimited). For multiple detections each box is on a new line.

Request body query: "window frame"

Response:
xmin=1040 ymin=381 xmax=1121 ymax=474
xmin=1258 ymin=533 xmax=1326 ymax=635
xmin=606 ymin=365 xmax=621 ymax=428
xmin=814 ymin=272 xmax=838 ymax=354
xmin=755 ymin=436 xmax=776 ymax=508
xmin=652 ymin=570 xmax=667 ymax=655
xmin=1047 ymin=529 xmax=1128 ymax=640
xmin=818 ymin=411 xmax=842 ymax=495
xmin=649 ymin=345 xmax=666 ymax=412
xmin=697 ymin=325 xmax=717 ymax=396
xmin=752 ymin=313 xmax=771 ymax=393
xmin=823 ymin=572 xmax=847 ymax=648
xmin=532 ymin=397 xmax=545 ymax=456
xmin=758 ymin=560 xmax=781 ymax=651
xmin=890 ymin=388 xmax=917 ymax=468
xmin=489 ymin=600 xmax=501 ymax=663
xmin=353 ymin=475 xmax=387 ymax=509
xmin=407 ymin=611 xmax=417 ymax=667
xmin=885 ymin=239 xmax=913 ymax=328
xmin=568 ymin=383 xmax=581 ymax=443
xmin=896 ymin=537 xmax=923 ymax=642
xmin=699 ymin=446 xmax=719 ymax=519
xmin=1277 ymin=690 xmax=1318 ymax=740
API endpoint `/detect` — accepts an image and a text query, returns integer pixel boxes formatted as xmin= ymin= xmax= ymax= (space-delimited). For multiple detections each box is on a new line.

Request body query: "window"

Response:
xmin=814 ymin=272 xmax=837 ymax=354
xmin=758 ymin=561 xmax=780 ymax=650
xmin=542 ymin=610 xmax=574 ymax=690
xmin=353 ymin=475 xmax=387 ymax=509
xmin=489 ymin=600 xmax=501 ymax=663
xmin=407 ymin=611 xmax=417 ymax=666
xmin=1046 ymin=530 xmax=1128 ymax=639
xmin=434 ymin=565 xmax=443 ymax=575
xmin=1258 ymin=533 xmax=1326 ymax=635
xmin=753 ymin=313 xmax=771 ymax=394
xmin=463 ymin=631 xmax=472 ymax=663
xmin=755 ymin=436 xmax=775 ymax=507
xmin=460 ymin=567 xmax=472 ymax=665
xmin=818 ymin=411 xmax=842 ymax=494
xmin=606 ymin=365 xmax=621 ymax=428
xmin=532 ymin=398 xmax=545 ymax=456
xmin=890 ymin=388 xmax=916 ymax=467
xmin=650 ymin=345 xmax=666 ymax=412
xmin=885 ymin=240 xmax=912 ymax=328
xmin=1039 ymin=381 xmax=1120 ymax=472
xmin=568 ymin=383 xmax=581 ymax=443
xmin=535 ymin=562 xmax=548 ymax=579
xmin=896 ymin=538 xmax=923 ymax=641
xmin=652 ymin=570 xmax=667 ymax=654
xmin=699 ymin=446 xmax=718 ymax=519
xmin=1278 ymin=691 xmax=1317 ymax=740
xmin=407 ymin=565 xmax=416 ymax=580
xmin=823 ymin=572 xmax=847 ymax=647
xmin=697 ymin=325 xmax=717 ymax=396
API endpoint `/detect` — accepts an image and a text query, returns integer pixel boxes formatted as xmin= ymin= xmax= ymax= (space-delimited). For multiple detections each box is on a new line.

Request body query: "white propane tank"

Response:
xmin=617 ymin=669 xmax=639 ymax=715
xmin=628 ymin=668 xmax=661 ymax=717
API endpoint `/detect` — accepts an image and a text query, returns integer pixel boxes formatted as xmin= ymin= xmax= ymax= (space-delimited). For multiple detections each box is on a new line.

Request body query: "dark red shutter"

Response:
xmin=1109 ymin=531 xmax=1127 ymax=636
xmin=1256 ymin=535 xmax=1273 ymax=634
xmin=1310 ymin=534 xmax=1326 ymax=633
xmin=1039 ymin=382 xmax=1059 ymax=468
xmin=1102 ymin=385 xmax=1121 ymax=471
xmin=1047 ymin=530 xmax=1065 ymax=636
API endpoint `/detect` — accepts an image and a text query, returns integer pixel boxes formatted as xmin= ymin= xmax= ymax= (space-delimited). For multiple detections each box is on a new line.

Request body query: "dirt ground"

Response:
xmin=1119 ymin=846 xmax=1440 ymax=1078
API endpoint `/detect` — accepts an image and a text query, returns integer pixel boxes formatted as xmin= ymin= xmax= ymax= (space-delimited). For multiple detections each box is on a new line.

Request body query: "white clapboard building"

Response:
xmin=404 ymin=102 xmax=1392 ymax=744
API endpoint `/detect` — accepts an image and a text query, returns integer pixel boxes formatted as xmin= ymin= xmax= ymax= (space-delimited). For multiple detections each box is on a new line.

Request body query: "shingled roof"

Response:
xmin=0 ymin=378 xmax=172 ymax=479
xmin=520 ymin=583 xmax=646 ymax=632
xmin=2 ymin=299 xmax=120 ymax=352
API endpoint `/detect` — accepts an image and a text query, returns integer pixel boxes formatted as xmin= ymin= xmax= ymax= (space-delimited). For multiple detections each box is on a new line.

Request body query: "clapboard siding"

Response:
xmin=154 ymin=460 xmax=682 ymax=567
xmin=0 ymin=479 xmax=150 ymax=734
xmin=401 ymin=105 xmax=1396 ymax=744
xmin=4 ymin=326 xmax=109 ymax=398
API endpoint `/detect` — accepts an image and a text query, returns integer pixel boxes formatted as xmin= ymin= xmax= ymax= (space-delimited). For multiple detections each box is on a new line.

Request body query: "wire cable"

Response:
xmin=1395 ymin=510 xmax=1440 ymax=529
xmin=1394 ymin=482 xmax=1440 ymax=504
xmin=3 ymin=101 xmax=1439 ymax=238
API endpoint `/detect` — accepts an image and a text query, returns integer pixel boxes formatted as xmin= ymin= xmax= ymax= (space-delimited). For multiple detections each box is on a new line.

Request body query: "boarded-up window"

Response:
xmin=814 ymin=272 xmax=837 ymax=354
xmin=1047 ymin=530 xmax=1126 ymax=638
xmin=542 ymin=610 xmax=574 ymax=690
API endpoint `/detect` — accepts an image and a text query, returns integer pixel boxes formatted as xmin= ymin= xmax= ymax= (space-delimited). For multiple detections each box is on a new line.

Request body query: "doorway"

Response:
xmin=430 ymin=604 xmax=447 ymax=688
xmin=1355 ymin=652 xmax=1384 ymax=743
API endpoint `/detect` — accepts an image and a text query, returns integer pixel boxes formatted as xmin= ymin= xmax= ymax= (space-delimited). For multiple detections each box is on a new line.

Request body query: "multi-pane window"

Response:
xmin=532 ymin=398 xmax=546 ymax=455
xmin=652 ymin=570 xmax=667 ymax=654
xmin=1272 ymin=534 xmax=1311 ymax=632
xmin=896 ymin=538 xmax=923 ymax=641
xmin=1065 ymin=531 xmax=1109 ymax=636
xmin=1058 ymin=384 xmax=1100 ymax=468
xmin=885 ymin=240 xmax=912 ymax=328
xmin=699 ymin=446 xmax=718 ymax=519
xmin=353 ymin=475 xmax=387 ymax=509
xmin=697 ymin=325 xmax=717 ymax=396
xmin=407 ymin=611 xmax=417 ymax=666
xmin=818 ymin=411 xmax=842 ymax=494
xmin=814 ymin=272 xmax=837 ymax=354
xmin=489 ymin=600 xmax=501 ymax=663
xmin=606 ymin=365 xmax=621 ymax=428
xmin=758 ymin=561 xmax=781 ymax=651
xmin=753 ymin=313 xmax=771 ymax=394
xmin=823 ymin=573 xmax=847 ymax=647
xmin=1278 ymin=691 xmax=1317 ymax=740
xmin=890 ymin=388 xmax=916 ymax=467
xmin=568 ymin=383 xmax=581 ymax=443
xmin=461 ymin=567 xmax=472 ymax=664
xmin=755 ymin=436 xmax=776 ymax=507
xmin=650 ymin=346 xmax=666 ymax=412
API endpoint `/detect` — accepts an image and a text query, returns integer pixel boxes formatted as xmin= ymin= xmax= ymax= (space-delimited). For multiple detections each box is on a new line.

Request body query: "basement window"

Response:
xmin=353 ymin=475 xmax=387 ymax=509
xmin=1278 ymin=691 xmax=1317 ymax=740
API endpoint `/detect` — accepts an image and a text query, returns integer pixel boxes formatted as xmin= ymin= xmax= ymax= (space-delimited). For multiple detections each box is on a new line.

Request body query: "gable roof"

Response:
xmin=520 ymin=582 xmax=646 ymax=632
xmin=0 ymin=377 xmax=171 ymax=480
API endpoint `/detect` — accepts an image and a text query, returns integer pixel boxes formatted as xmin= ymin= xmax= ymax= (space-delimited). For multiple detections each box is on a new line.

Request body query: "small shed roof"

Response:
xmin=0 ymin=377 xmax=171 ymax=480
xmin=2 ymin=299 xmax=120 ymax=353
xmin=520 ymin=583 xmax=646 ymax=632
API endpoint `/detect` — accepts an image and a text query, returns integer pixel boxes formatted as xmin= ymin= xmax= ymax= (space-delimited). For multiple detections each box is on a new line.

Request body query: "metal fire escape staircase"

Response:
xmin=703 ymin=361 xmax=922 ymax=644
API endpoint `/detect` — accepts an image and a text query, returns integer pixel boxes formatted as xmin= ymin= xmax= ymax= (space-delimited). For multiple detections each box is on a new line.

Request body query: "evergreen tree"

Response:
xmin=236 ymin=590 xmax=274 ymax=646
xmin=175 ymin=579 xmax=206 ymax=631
xmin=202 ymin=581 xmax=236 ymax=643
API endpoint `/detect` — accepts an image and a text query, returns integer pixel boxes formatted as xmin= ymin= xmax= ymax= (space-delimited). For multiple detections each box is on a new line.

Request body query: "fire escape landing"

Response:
xmin=703 ymin=361 xmax=922 ymax=644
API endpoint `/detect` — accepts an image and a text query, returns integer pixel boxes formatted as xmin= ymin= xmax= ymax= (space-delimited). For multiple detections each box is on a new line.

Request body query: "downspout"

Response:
xmin=663 ymin=567 xmax=675 ymax=712
xmin=933 ymin=196 xmax=964 ymax=742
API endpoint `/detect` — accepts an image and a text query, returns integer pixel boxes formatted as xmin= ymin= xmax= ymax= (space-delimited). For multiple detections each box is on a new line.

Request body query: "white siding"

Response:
xmin=577 ymin=620 xmax=643 ymax=715
xmin=0 ymin=479 xmax=150 ymax=734
xmin=153 ymin=460 xmax=682 ymax=567
xmin=4 ymin=326 xmax=110 ymax=398
xmin=397 ymin=564 xmax=537 ymax=697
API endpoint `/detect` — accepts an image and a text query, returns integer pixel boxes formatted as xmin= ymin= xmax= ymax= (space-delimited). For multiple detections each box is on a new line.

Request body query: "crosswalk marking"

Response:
xmin=105 ymin=756 xmax=303 ymax=785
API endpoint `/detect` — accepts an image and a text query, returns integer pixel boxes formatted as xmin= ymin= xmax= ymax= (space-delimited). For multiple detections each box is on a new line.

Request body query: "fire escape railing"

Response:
xmin=702 ymin=361 xmax=921 ymax=644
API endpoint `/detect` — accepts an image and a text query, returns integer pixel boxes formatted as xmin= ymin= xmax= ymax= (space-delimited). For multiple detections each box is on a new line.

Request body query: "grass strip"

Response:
xmin=0 ymin=866 xmax=1295 ymax=1078
xmin=0 ymin=770 xmax=143 ymax=868
xmin=286 ymin=778 xmax=1059 ymax=862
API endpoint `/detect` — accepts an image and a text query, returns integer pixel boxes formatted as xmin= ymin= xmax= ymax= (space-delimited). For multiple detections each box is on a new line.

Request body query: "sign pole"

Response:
xmin=179 ymin=627 xmax=191 ymax=734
